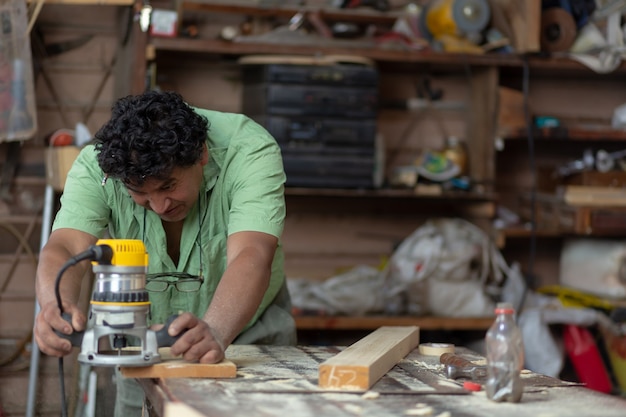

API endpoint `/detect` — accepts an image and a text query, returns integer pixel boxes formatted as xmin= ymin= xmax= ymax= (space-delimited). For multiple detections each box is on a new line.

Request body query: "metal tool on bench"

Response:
xmin=440 ymin=352 xmax=487 ymax=380
xmin=58 ymin=239 xmax=178 ymax=367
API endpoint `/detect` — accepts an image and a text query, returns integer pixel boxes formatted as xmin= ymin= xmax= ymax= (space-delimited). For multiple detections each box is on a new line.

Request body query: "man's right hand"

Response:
xmin=34 ymin=301 xmax=86 ymax=357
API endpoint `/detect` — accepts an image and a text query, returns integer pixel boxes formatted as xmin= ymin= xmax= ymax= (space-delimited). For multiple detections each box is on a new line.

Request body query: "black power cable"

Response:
xmin=52 ymin=244 xmax=113 ymax=417
xmin=516 ymin=55 xmax=537 ymax=319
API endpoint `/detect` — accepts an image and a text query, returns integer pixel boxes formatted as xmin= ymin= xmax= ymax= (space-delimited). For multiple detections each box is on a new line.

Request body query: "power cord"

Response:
xmin=52 ymin=244 xmax=113 ymax=417
xmin=516 ymin=55 xmax=537 ymax=319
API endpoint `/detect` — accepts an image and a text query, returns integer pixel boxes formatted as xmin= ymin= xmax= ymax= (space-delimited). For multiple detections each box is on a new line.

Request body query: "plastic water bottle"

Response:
xmin=485 ymin=302 xmax=524 ymax=402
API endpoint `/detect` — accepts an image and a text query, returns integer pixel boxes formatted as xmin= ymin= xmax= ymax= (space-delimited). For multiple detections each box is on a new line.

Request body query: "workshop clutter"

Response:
xmin=383 ymin=217 xmax=506 ymax=317
xmin=390 ymin=135 xmax=470 ymax=191
xmin=543 ymin=0 xmax=626 ymax=73
xmin=0 ymin=0 xmax=37 ymax=142
xmin=288 ymin=218 xmax=508 ymax=317
xmin=44 ymin=123 xmax=90 ymax=191
xmin=603 ymin=330 xmax=626 ymax=392
xmin=563 ymin=324 xmax=613 ymax=393
xmin=560 ymin=238 xmax=626 ymax=299
xmin=172 ymin=0 xmax=543 ymax=60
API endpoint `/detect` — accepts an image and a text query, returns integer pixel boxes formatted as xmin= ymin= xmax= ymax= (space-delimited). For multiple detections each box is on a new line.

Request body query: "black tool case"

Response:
xmin=241 ymin=62 xmax=379 ymax=188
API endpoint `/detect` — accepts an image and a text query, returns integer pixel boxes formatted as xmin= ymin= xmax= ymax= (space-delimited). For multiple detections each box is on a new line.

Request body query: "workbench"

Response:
xmin=134 ymin=344 xmax=626 ymax=417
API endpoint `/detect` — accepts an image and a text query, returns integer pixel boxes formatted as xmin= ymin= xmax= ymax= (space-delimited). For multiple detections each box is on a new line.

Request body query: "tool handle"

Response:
xmin=55 ymin=312 xmax=84 ymax=347
xmin=440 ymin=352 xmax=474 ymax=368
xmin=155 ymin=314 xmax=184 ymax=348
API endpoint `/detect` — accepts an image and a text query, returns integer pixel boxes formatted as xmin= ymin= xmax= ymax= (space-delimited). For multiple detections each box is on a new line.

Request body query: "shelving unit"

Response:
xmin=132 ymin=2 xmax=626 ymax=332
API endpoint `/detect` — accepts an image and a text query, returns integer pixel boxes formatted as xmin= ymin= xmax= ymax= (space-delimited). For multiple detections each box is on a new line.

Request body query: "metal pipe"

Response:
xmin=26 ymin=184 xmax=55 ymax=417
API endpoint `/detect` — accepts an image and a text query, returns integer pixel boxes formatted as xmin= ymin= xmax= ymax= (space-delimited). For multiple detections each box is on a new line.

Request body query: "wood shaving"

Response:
xmin=435 ymin=412 xmax=451 ymax=417
xmin=270 ymin=379 xmax=296 ymax=385
xmin=344 ymin=404 xmax=363 ymax=414
xmin=405 ymin=403 xmax=434 ymax=415
xmin=437 ymin=380 xmax=461 ymax=388
xmin=412 ymin=360 xmax=444 ymax=371
xmin=361 ymin=391 xmax=380 ymax=399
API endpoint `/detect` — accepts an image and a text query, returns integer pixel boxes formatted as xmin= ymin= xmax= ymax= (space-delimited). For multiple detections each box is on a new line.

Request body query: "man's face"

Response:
xmin=125 ymin=148 xmax=208 ymax=223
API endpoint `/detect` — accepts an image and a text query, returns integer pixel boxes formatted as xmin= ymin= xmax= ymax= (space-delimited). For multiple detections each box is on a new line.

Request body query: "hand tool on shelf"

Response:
xmin=555 ymin=148 xmax=626 ymax=177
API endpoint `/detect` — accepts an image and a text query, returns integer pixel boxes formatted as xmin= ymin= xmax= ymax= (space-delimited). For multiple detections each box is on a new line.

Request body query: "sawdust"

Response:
xmin=361 ymin=391 xmax=380 ymax=399
xmin=404 ymin=403 xmax=433 ymax=415
xmin=412 ymin=360 xmax=444 ymax=372
xmin=437 ymin=380 xmax=460 ymax=388
xmin=343 ymin=404 xmax=363 ymax=414
xmin=269 ymin=379 xmax=297 ymax=385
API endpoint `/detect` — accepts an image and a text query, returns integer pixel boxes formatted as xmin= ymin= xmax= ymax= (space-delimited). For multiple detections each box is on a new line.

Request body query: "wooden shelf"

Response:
xmin=507 ymin=126 xmax=626 ymax=142
xmin=285 ymin=187 xmax=495 ymax=200
xmin=284 ymin=188 xmax=497 ymax=218
xmin=149 ymin=36 xmax=626 ymax=74
xmin=27 ymin=0 xmax=132 ymax=4
xmin=294 ymin=315 xmax=494 ymax=331
xmin=178 ymin=0 xmax=401 ymax=24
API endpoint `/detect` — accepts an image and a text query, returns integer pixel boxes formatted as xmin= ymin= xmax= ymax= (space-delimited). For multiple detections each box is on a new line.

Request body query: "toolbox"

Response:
xmin=241 ymin=60 xmax=379 ymax=188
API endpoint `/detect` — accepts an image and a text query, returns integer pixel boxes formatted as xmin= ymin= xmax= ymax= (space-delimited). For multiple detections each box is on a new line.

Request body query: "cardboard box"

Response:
xmin=45 ymin=146 xmax=80 ymax=191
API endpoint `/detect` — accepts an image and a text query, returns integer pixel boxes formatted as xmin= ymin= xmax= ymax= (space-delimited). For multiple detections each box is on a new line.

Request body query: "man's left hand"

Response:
xmin=166 ymin=312 xmax=226 ymax=364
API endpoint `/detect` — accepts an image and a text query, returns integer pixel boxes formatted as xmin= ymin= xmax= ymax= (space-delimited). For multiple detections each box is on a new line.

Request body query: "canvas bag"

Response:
xmin=383 ymin=217 xmax=507 ymax=317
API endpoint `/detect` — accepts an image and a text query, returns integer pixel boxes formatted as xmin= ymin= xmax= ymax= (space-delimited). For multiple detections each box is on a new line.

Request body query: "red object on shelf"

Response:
xmin=563 ymin=324 xmax=612 ymax=394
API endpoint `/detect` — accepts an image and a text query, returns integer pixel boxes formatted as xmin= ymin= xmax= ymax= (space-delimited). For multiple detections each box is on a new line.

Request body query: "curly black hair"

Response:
xmin=94 ymin=90 xmax=209 ymax=186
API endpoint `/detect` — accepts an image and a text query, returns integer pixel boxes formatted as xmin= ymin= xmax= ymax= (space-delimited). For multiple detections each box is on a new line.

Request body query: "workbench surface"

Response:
xmin=137 ymin=345 xmax=626 ymax=417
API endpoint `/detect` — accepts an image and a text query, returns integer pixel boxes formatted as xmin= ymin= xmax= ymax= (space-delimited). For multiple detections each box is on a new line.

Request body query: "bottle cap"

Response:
xmin=494 ymin=302 xmax=515 ymax=315
xmin=463 ymin=381 xmax=482 ymax=391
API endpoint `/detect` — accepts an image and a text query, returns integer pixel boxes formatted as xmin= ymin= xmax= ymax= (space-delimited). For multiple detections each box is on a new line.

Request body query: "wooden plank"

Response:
xmin=119 ymin=348 xmax=237 ymax=379
xmin=318 ymin=326 xmax=419 ymax=390
xmin=165 ymin=402 xmax=206 ymax=417
xmin=27 ymin=0 xmax=133 ymax=4
xmin=563 ymin=185 xmax=626 ymax=206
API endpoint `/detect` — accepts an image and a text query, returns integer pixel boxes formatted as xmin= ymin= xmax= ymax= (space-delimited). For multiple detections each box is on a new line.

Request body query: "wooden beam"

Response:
xmin=27 ymin=0 xmax=133 ymax=4
xmin=318 ymin=326 xmax=420 ymax=390
xmin=119 ymin=348 xmax=237 ymax=379
xmin=165 ymin=403 xmax=206 ymax=417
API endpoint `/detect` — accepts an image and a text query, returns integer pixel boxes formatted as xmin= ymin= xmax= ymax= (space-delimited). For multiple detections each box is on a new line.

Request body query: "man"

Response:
xmin=33 ymin=90 xmax=296 ymax=415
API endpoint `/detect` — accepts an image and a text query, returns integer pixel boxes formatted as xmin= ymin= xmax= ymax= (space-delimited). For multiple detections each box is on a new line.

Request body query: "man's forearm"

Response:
xmin=202 ymin=260 xmax=270 ymax=348
xmin=36 ymin=244 xmax=89 ymax=308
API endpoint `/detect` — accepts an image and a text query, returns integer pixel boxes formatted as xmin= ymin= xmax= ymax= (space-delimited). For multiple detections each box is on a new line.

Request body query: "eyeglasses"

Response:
xmin=145 ymin=272 xmax=204 ymax=292
xmin=142 ymin=197 xmax=206 ymax=293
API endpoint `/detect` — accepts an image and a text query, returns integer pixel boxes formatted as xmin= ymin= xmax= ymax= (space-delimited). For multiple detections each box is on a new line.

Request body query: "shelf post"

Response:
xmin=466 ymin=65 xmax=498 ymax=194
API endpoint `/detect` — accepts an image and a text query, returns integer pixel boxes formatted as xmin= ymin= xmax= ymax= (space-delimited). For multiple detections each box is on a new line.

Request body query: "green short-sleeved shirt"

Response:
xmin=52 ymin=109 xmax=287 ymax=331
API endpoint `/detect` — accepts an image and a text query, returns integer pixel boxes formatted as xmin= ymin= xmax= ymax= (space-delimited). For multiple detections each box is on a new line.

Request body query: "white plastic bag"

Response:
xmin=383 ymin=218 xmax=506 ymax=317
xmin=0 ymin=0 xmax=37 ymax=141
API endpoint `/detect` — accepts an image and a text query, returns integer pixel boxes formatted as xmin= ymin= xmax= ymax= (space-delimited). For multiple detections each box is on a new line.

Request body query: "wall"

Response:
xmin=0 ymin=3 xmax=130 ymax=337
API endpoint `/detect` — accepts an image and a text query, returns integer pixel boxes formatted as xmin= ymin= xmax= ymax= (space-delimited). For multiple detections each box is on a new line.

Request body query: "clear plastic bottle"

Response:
xmin=442 ymin=136 xmax=468 ymax=176
xmin=485 ymin=302 xmax=524 ymax=402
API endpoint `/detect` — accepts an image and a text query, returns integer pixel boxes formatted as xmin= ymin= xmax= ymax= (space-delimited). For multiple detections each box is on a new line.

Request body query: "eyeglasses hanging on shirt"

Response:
xmin=145 ymin=272 xmax=204 ymax=292
xmin=142 ymin=198 xmax=204 ymax=293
